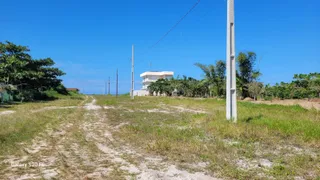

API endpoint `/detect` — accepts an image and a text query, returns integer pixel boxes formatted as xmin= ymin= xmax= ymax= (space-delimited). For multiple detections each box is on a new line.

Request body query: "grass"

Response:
xmin=1 ymin=94 xmax=318 ymax=179
xmin=95 ymin=95 xmax=320 ymax=179
xmin=0 ymin=90 xmax=85 ymax=112
xmin=0 ymin=93 xmax=86 ymax=155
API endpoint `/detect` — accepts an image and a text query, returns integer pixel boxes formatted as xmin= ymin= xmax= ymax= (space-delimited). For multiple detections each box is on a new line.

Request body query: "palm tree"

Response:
xmin=236 ymin=52 xmax=261 ymax=98
xmin=195 ymin=60 xmax=226 ymax=97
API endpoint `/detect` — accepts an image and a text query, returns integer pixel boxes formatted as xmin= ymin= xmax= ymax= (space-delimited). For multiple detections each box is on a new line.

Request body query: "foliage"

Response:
xmin=0 ymin=41 xmax=66 ymax=101
xmin=247 ymin=81 xmax=264 ymax=100
xmin=195 ymin=60 xmax=226 ymax=97
xmin=236 ymin=52 xmax=261 ymax=98
xmin=264 ymin=73 xmax=320 ymax=99
xmin=146 ymin=51 xmax=318 ymax=100
xmin=148 ymin=77 xmax=208 ymax=97
xmin=148 ymin=78 xmax=173 ymax=96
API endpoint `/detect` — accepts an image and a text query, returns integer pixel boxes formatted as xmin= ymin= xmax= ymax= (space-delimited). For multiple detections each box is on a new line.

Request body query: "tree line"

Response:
xmin=148 ymin=52 xmax=320 ymax=100
xmin=264 ymin=73 xmax=320 ymax=100
xmin=0 ymin=41 xmax=67 ymax=101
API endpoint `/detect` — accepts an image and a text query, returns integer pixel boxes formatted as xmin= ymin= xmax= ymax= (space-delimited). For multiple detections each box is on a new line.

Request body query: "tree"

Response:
xmin=156 ymin=79 xmax=173 ymax=96
xmin=148 ymin=83 xmax=156 ymax=96
xmin=0 ymin=41 xmax=66 ymax=101
xmin=247 ymin=81 xmax=263 ymax=101
xmin=147 ymin=76 xmax=209 ymax=98
xmin=0 ymin=41 xmax=31 ymax=85
xmin=148 ymin=79 xmax=173 ymax=96
xmin=237 ymin=52 xmax=261 ymax=98
xmin=21 ymin=58 xmax=65 ymax=91
xmin=310 ymin=74 xmax=320 ymax=97
xmin=195 ymin=60 xmax=226 ymax=97
xmin=292 ymin=73 xmax=320 ymax=98
xmin=263 ymin=73 xmax=320 ymax=100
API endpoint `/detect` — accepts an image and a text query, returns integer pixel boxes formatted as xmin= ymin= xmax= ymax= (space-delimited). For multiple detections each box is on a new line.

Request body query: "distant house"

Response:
xmin=140 ymin=71 xmax=174 ymax=90
xmin=66 ymin=88 xmax=80 ymax=92
xmin=133 ymin=71 xmax=174 ymax=96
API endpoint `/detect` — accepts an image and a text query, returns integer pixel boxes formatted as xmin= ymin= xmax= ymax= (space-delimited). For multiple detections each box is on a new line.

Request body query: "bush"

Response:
xmin=54 ymin=84 xmax=69 ymax=95
xmin=13 ymin=90 xmax=55 ymax=102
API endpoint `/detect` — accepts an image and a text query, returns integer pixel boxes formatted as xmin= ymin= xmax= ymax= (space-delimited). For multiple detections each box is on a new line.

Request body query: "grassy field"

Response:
xmin=95 ymin=95 xmax=320 ymax=179
xmin=0 ymin=93 xmax=86 ymax=155
xmin=0 ymin=94 xmax=319 ymax=179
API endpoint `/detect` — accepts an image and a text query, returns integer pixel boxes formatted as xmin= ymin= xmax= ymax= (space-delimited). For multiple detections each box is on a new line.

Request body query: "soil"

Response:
xmin=252 ymin=99 xmax=320 ymax=110
xmin=0 ymin=110 xmax=16 ymax=116
xmin=0 ymin=96 xmax=217 ymax=180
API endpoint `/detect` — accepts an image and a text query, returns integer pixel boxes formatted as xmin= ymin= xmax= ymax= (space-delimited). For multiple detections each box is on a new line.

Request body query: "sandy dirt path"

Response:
xmin=252 ymin=99 xmax=320 ymax=110
xmin=0 ymin=96 xmax=217 ymax=180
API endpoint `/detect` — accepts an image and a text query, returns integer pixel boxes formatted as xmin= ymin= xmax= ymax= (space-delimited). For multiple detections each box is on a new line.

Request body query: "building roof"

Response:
xmin=140 ymin=71 xmax=174 ymax=77
xmin=67 ymin=88 xmax=79 ymax=91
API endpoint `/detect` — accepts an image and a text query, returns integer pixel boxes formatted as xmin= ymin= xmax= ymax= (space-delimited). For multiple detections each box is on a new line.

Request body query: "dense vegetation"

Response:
xmin=264 ymin=73 xmax=320 ymax=99
xmin=0 ymin=41 xmax=68 ymax=101
xmin=148 ymin=51 xmax=320 ymax=100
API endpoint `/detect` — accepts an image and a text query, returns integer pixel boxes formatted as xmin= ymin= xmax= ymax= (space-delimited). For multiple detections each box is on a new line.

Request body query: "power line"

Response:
xmin=135 ymin=0 xmax=201 ymax=66
xmin=149 ymin=0 xmax=201 ymax=49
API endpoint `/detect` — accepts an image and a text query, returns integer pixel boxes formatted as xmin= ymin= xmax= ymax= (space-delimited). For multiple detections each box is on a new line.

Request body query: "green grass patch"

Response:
xmin=96 ymin=95 xmax=320 ymax=179
xmin=0 ymin=96 xmax=85 ymax=155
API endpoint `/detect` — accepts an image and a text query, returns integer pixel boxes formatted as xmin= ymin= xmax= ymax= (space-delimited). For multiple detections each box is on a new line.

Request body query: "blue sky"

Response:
xmin=1 ymin=0 xmax=319 ymax=94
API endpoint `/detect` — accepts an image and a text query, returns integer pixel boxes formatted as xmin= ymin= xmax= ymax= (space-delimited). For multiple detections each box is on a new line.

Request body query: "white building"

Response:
xmin=133 ymin=71 xmax=174 ymax=96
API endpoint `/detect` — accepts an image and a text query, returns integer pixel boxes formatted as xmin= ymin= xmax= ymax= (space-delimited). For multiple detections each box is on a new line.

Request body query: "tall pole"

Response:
xmin=104 ymin=81 xmax=107 ymax=95
xmin=108 ymin=76 xmax=110 ymax=95
xmin=116 ymin=69 xmax=118 ymax=97
xmin=131 ymin=44 xmax=135 ymax=99
xmin=226 ymin=0 xmax=237 ymax=122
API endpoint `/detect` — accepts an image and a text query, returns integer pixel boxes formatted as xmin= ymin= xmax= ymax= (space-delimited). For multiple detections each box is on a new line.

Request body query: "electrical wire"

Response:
xmin=135 ymin=0 xmax=201 ymax=67
xmin=149 ymin=0 xmax=201 ymax=49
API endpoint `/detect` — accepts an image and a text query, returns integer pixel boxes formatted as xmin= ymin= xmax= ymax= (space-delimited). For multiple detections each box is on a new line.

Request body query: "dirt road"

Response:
xmin=252 ymin=99 xmax=320 ymax=110
xmin=0 ymin=96 xmax=216 ymax=180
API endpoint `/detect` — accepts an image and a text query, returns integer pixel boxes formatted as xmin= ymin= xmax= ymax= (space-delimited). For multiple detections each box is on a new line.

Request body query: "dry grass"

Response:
xmin=95 ymin=95 xmax=320 ymax=179
xmin=1 ymin=95 xmax=319 ymax=179
xmin=253 ymin=99 xmax=320 ymax=110
xmin=0 ymin=97 xmax=86 ymax=156
xmin=0 ymin=96 xmax=125 ymax=179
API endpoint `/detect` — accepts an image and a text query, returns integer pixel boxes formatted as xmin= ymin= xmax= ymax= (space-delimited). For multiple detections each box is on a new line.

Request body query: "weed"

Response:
xmin=95 ymin=95 xmax=320 ymax=179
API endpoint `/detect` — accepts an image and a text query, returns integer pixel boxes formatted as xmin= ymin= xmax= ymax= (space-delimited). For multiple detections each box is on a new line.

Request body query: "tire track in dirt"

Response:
xmin=0 ymin=96 xmax=218 ymax=179
xmin=0 ymin=96 xmax=89 ymax=179
xmin=79 ymin=97 xmax=218 ymax=180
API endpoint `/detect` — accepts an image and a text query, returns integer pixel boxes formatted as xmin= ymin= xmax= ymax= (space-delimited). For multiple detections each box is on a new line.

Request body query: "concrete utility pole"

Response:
xmin=226 ymin=0 xmax=237 ymax=122
xmin=131 ymin=45 xmax=135 ymax=99
xmin=108 ymin=77 xmax=110 ymax=95
xmin=116 ymin=69 xmax=119 ymax=97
